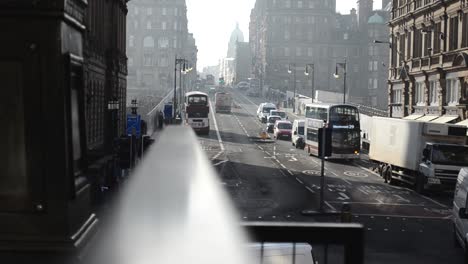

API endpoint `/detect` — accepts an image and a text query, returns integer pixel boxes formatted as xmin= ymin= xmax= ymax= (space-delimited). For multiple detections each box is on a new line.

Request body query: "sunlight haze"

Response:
xmin=186 ymin=0 xmax=383 ymax=69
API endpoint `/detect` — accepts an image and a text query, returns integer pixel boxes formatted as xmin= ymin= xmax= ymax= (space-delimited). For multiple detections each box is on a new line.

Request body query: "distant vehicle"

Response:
xmin=184 ymin=91 xmax=210 ymax=134
xmin=304 ymin=103 xmax=361 ymax=160
xmin=268 ymin=110 xmax=288 ymax=120
xmin=453 ymin=168 xmax=468 ymax=255
xmin=369 ymin=117 xmax=468 ymax=192
xmin=247 ymin=78 xmax=261 ymax=97
xmin=236 ymin=82 xmax=249 ymax=90
xmin=206 ymin=74 xmax=215 ymax=85
xmin=215 ymin=92 xmax=232 ymax=113
xmin=292 ymin=119 xmax=306 ymax=149
xmin=266 ymin=115 xmax=282 ymax=133
xmin=248 ymin=243 xmax=316 ymax=264
xmin=208 ymin=86 xmax=216 ymax=97
xmin=274 ymin=120 xmax=293 ymax=140
xmin=257 ymin=103 xmax=277 ymax=123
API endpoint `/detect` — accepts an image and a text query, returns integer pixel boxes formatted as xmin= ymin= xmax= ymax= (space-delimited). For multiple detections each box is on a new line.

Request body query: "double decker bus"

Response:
xmin=304 ymin=103 xmax=361 ymax=160
xmin=185 ymin=91 xmax=210 ymax=134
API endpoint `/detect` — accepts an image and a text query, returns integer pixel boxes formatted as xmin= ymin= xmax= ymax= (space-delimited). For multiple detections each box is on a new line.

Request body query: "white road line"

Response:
xmin=420 ymin=195 xmax=448 ymax=209
xmin=306 ymin=186 xmax=315 ymax=193
xmin=325 ymin=201 xmax=337 ymax=211
xmin=296 ymin=177 xmax=304 ymax=184
xmin=257 ymin=146 xmax=264 ymax=150
xmin=341 ymin=178 xmax=352 ymax=185
xmin=328 ymin=201 xmax=424 ymax=206
xmin=213 ymin=160 xmax=228 ymax=167
xmin=209 ymin=102 xmax=225 ymax=152
xmin=279 ymin=163 xmax=287 ymax=169
xmin=287 ymin=170 xmax=294 ymax=176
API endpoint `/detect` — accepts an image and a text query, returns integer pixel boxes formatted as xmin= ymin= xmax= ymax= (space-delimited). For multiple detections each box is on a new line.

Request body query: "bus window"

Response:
xmin=188 ymin=96 xmax=207 ymax=105
xmin=317 ymin=108 xmax=327 ymax=121
xmin=305 ymin=107 xmax=317 ymax=119
xmin=330 ymin=106 xmax=359 ymax=122
xmin=306 ymin=128 xmax=318 ymax=141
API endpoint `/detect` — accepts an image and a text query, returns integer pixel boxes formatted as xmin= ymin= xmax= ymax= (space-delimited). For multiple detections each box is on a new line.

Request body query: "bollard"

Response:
xmin=340 ymin=203 xmax=352 ymax=223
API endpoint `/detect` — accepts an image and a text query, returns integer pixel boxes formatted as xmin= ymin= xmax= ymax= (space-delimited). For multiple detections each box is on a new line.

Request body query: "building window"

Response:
xmin=159 ymin=57 xmax=169 ymax=67
xmin=353 ymin=64 xmax=359 ymax=73
xmin=373 ymin=61 xmax=378 ymax=71
xmin=286 ymin=0 xmax=291 ymax=8
xmin=147 ymin=8 xmax=152 ymax=15
xmin=298 ymin=1 xmax=303 ymax=8
xmin=413 ymin=29 xmax=422 ymax=58
xmin=284 ymin=47 xmax=290 ymax=56
xmin=175 ymin=7 xmax=178 ymax=16
xmin=309 ymin=0 xmax=314 ymax=8
xmin=368 ymin=61 xmax=372 ymax=71
xmin=369 ymin=46 xmax=374 ymax=56
xmin=373 ymin=79 xmax=378 ymax=89
xmin=284 ymin=30 xmax=290 ymax=40
xmin=162 ymin=21 xmax=167 ymax=30
xmin=134 ymin=20 xmax=138 ymax=29
xmin=128 ymin=57 xmax=133 ymax=66
xmin=143 ymin=36 xmax=154 ymax=48
xmin=433 ymin=23 xmax=441 ymax=53
xmin=368 ymin=79 xmax=373 ymax=89
xmin=343 ymin=33 xmax=348 ymax=40
xmin=371 ymin=96 xmax=377 ymax=107
xmin=143 ymin=55 xmax=153 ymax=66
xmin=296 ymin=47 xmax=301 ymax=56
xmin=146 ymin=21 xmax=152 ymax=29
xmin=307 ymin=47 xmax=313 ymax=57
xmin=446 ymin=78 xmax=460 ymax=105
xmin=429 ymin=80 xmax=438 ymax=106
xmin=129 ymin=35 xmax=134 ymax=47
xmin=173 ymin=38 xmax=177 ymax=48
xmin=162 ymin=8 xmax=167 ymax=15
xmin=158 ymin=37 xmax=169 ymax=48
xmin=423 ymin=31 xmax=431 ymax=56
xmin=463 ymin=13 xmax=468 ymax=48
xmin=174 ymin=21 xmax=178 ymax=31
xmin=415 ymin=82 xmax=424 ymax=105
xmin=449 ymin=16 xmax=459 ymax=51
xmin=393 ymin=89 xmax=402 ymax=104
xmin=134 ymin=7 xmax=138 ymax=15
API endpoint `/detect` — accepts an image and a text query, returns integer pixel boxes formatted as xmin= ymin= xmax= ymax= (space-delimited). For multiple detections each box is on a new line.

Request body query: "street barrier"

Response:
xmin=145 ymin=88 xmax=178 ymax=136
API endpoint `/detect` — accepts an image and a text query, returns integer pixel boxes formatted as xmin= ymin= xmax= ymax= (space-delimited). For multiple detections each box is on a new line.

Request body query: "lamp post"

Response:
xmin=288 ymin=63 xmax=296 ymax=113
xmin=173 ymin=58 xmax=191 ymax=120
xmin=305 ymin=64 xmax=315 ymax=102
xmin=333 ymin=59 xmax=347 ymax=104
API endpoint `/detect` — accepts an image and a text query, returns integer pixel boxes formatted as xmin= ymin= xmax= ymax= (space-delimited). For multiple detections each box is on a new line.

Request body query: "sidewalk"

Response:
xmin=282 ymin=107 xmax=305 ymax=120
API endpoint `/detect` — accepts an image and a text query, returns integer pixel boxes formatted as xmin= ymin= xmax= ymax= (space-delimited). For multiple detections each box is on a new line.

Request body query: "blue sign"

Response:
xmin=127 ymin=114 xmax=141 ymax=137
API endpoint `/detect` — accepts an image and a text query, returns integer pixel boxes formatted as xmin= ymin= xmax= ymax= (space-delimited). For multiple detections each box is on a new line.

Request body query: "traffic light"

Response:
xmin=318 ymin=128 xmax=332 ymax=158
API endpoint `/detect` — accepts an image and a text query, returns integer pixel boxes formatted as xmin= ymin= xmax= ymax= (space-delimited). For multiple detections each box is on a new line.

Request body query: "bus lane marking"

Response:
xmin=209 ymin=101 xmax=225 ymax=161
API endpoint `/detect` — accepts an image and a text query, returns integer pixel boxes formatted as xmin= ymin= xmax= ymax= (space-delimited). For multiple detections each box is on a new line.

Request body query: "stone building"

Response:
xmin=388 ymin=0 xmax=468 ymax=124
xmin=126 ymin=0 xmax=197 ymax=103
xmin=248 ymin=0 xmax=391 ymax=109
xmin=235 ymin=41 xmax=252 ymax=83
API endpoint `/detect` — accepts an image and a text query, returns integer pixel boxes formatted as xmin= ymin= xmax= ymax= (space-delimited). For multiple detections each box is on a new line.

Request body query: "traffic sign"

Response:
xmin=126 ymin=114 xmax=141 ymax=137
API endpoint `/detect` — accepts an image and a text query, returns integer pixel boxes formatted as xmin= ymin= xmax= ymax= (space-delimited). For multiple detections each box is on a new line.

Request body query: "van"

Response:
xmin=452 ymin=168 xmax=468 ymax=255
xmin=257 ymin=103 xmax=277 ymax=123
xmin=291 ymin=119 xmax=305 ymax=149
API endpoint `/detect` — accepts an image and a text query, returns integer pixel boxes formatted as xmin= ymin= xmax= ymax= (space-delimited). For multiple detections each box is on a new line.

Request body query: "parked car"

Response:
xmin=266 ymin=115 xmax=282 ymax=133
xmin=274 ymin=120 xmax=293 ymax=140
xmin=291 ymin=119 xmax=305 ymax=149
xmin=257 ymin=103 xmax=277 ymax=123
xmin=452 ymin=168 xmax=468 ymax=256
xmin=268 ymin=110 xmax=288 ymax=120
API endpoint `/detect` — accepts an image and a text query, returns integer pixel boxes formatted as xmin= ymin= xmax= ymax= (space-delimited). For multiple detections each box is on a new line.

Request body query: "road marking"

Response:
xmin=296 ymin=177 xmax=304 ymax=184
xmin=306 ymin=186 xmax=315 ymax=193
xmin=325 ymin=201 xmax=337 ymax=211
xmin=279 ymin=163 xmax=287 ymax=169
xmin=328 ymin=201 xmax=426 ymax=207
xmin=341 ymin=178 xmax=352 ymax=185
xmin=420 ymin=194 xmax=448 ymax=208
xmin=213 ymin=160 xmax=228 ymax=167
xmin=287 ymin=170 xmax=294 ymax=176
xmin=393 ymin=194 xmax=411 ymax=203
xmin=353 ymin=162 xmax=380 ymax=177
xmin=273 ymin=145 xmax=276 ymax=157
xmin=344 ymin=171 xmax=368 ymax=178
xmin=239 ymin=148 xmax=243 ymax=152
xmin=209 ymin=101 xmax=225 ymax=160
xmin=336 ymin=192 xmax=350 ymax=201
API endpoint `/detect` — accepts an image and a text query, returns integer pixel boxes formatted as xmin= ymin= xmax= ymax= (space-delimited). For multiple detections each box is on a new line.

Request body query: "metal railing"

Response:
xmin=347 ymin=102 xmax=388 ymax=117
xmin=144 ymin=88 xmax=178 ymax=136
xmin=84 ymin=127 xmax=364 ymax=264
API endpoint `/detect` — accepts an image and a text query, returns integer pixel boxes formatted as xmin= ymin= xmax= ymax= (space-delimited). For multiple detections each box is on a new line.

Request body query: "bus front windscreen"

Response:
xmin=188 ymin=96 xmax=208 ymax=105
xmin=329 ymin=106 xmax=359 ymax=125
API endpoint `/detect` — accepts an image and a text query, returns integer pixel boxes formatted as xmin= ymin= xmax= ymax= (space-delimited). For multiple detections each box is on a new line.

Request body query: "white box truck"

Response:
xmin=369 ymin=117 xmax=468 ymax=193
xmin=214 ymin=92 xmax=232 ymax=113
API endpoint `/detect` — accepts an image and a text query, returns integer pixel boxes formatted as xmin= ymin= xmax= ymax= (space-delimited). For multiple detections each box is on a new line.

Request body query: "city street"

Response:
xmin=198 ymin=89 xmax=464 ymax=263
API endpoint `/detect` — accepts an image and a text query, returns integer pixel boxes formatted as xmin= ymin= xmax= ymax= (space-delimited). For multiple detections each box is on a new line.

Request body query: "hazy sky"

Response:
xmin=186 ymin=0 xmax=383 ymax=69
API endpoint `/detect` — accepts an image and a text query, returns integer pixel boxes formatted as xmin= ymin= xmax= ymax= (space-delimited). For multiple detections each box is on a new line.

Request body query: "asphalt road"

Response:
xmin=197 ymin=88 xmax=463 ymax=264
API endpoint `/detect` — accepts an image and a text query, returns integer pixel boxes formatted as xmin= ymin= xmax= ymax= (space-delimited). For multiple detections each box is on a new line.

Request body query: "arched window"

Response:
xmin=158 ymin=37 xmax=169 ymax=48
xmin=143 ymin=36 xmax=154 ymax=48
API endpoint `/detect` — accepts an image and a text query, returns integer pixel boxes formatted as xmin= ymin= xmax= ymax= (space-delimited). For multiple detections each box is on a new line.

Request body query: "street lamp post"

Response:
xmin=288 ymin=63 xmax=296 ymax=113
xmin=333 ymin=59 xmax=347 ymax=104
xmin=305 ymin=64 xmax=315 ymax=102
